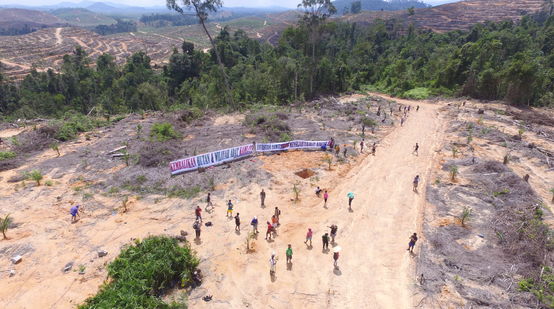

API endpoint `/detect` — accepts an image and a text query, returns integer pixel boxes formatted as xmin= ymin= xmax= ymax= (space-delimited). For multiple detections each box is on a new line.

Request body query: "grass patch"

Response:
xmin=55 ymin=112 xmax=108 ymax=141
xmin=401 ymin=87 xmax=431 ymax=100
xmin=79 ymin=236 xmax=199 ymax=309
xmin=0 ymin=151 xmax=16 ymax=161
xmin=167 ymin=186 xmax=201 ymax=199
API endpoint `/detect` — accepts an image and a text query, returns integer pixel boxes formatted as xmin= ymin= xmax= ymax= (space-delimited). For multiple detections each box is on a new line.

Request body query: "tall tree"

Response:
xmin=297 ymin=0 xmax=336 ymax=96
xmin=351 ymin=1 xmax=361 ymax=14
xmin=166 ymin=0 xmax=234 ymax=107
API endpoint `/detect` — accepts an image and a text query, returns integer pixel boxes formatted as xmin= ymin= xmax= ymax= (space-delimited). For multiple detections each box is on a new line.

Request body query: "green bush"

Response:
xmin=80 ymin=236 xmax=199 ymax=309
xmin=150 ymin=122 xmax=180 ymax=142
xmin=0 ymin=151 xmax=16 ymax=161
xmin=55 ymin=113 xmax=106 ymax=141
xmin=401 ymin=87 xmax=431 ymax=100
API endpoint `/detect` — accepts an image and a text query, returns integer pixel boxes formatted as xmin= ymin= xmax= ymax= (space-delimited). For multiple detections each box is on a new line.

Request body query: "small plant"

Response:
xmin=466 ymin=135 xmax=473 ymax=145
xmin=322 ymin=154 xmax=333 ymax=170
xmin=1 ymin=214 xmax=12 ymax=239
xmin=27 ymin=170 xmax=43 ymax=186
xmin=78 ymin=264 xmax=86 ymax=273
xmin=136 ymin=124 xmax=143 ymax=139
xmin=518 ymin=127 xmax=525 ymax=138
xmin=122 ymin=149 xmax=131 ymax=167
xmin=108 ymin=187 xmax=120 ymax=194
xmin=83 ymin=193 xmax=94 ymax=200
xmin=10 ymin=136 xmax=20 ymax=146
xmin=477 ymin=116 xmax=483 ymax=125
xmin=450 ymin=165 xmax=459 ymax=182
xmin=50 ymin=143 xmax=60 ymax=157
xmin=503 ymin=154 xmax=509 ymax=165
xmin=292 ymin=182 xmax=301 ymax=202
xmin=45 ymin=180 xmax=54 ymax=186
xmin=492 ymin=188 xmax=510 ymax=197
xmin=434 ymin=176 xmax=441 ymax=185
xmin=451 ymin=146 xmax=459 ymax=158
xmin=460 ymin=206 xmax=472 ymax=227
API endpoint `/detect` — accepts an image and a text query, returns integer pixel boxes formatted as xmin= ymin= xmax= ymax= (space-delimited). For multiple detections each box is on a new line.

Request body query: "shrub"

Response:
xmin=150 ymin=122 xmax=180 ymax=142
xmin=26 ymin=170 xmax=43 ymax=186
xmin=460 ymin=206 xmax=471 ymax=226
xmin=292 ymin=182 xmax=301 ymax=202
xmin=79 ymin=236 xmax=199 ymax=309
xmin=322 ymin=154 xmax=333 ymax=170
xmin=0 ymin=151 xmax=16 ymax=161
xmin=55 ymin=113 xmax=105 ymax=141
xmin=1 ymin=214 xmax=11 ymax=239
xmin=50 ymin=143 xmax=60 ymax=157
xmin=450 ymin=165 xmax=459 ymax=181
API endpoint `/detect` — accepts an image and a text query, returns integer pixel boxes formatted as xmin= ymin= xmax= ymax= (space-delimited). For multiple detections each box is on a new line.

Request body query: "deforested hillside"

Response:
xmin=345 ymin=0 xmax=550 ymax=32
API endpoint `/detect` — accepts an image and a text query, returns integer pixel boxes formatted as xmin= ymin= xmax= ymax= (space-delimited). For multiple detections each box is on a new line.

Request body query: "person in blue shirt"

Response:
xmin=70 ymin=205 xmax=80 ymax=222
xmin=347 ymin=192 xmax=355 ymax=210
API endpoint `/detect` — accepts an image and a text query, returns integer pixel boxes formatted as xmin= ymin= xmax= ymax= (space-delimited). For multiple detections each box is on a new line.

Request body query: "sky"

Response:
xmin=0 ymin=0 xmax=461 ymax=8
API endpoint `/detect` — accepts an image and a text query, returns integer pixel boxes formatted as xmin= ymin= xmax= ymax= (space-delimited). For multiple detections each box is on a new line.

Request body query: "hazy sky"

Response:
xmin=0 ymin=0 xmax=460 ymax=8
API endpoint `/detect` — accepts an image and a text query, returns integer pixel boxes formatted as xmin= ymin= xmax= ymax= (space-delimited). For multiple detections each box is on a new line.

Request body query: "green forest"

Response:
xmin=1 ymin=13 xmax=553 ymax=119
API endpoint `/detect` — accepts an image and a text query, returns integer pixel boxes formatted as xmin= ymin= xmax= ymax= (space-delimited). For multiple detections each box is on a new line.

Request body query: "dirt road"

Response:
xmin=189 ymin=96 xmax=445 ymax=308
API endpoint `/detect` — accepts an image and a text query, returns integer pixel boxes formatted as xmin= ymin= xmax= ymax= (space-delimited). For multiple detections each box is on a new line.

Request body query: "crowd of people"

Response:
xmin=66 ymin=103 xmax=422 ymax=278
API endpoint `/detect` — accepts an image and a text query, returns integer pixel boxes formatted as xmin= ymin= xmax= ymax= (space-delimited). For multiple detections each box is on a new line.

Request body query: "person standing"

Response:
xmin=315 ymin=186 xmax=322 ymax=197
xmin=323 ymin=190 xmax=329 ymax=207
xmin=408 ymin=233 xmax=418 ymax=252
xmin=329 ymin=225 xmax=338 ymax=243
xmin=193 ymin=219 xmax=201 ymax=239
xmin=226 ymin=200 xmax=234 ymax=217
xmin=195 ymin=206 xmax=202 ymax=222
xmin=343 ymin=145 xmax=347 ymax=158
xmin=360 ymin=139 xmax=364 ymax=153
xmin=400 ymin=117 xmax=405 ymax=127
xmin=260 ymin=189 xmax=266 ymax=207
xmin=347 ymin=192 xmax=354 ymax=209
xmin=371 ymin=142 xmax=376 ymax=156
xmin=251 ymin=216 xmax=259 ymax=234
xmin=413 ymin=175 xmax=420 ymax=193
xmin=416 ymin=105 xmax=420 ymax=111
xmin=70 ymin=205 xmax=80 ymax=223
xmin=265 ymin=221 xmax=273 ymax=240
xmin=304 ymin=228 xmax=313 ymax=247
xmin=333 ymin=248 xmax=340 ymax=268
xmin=274 ymin=207 xmax=281 ymax=225
xmin=413 ymin=143 xmax=419 ymax=156
xmin=269 ymin=252 xmax=277 ymax=275
xmin=286 ymin=244 xmax=293 ymax=264
xmin=322 ymin=233 xmax=329 ymax=250
xmin=335 ymin=144 xmax=340 ymax=157
xmin=206 ymin=193 xmax=213 ymax=208
xmin=234 ymin=213 xmax=241 ymax=231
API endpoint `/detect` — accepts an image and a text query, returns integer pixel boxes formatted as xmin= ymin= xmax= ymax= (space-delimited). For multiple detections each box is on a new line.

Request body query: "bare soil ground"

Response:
xmin=0 ymin=93 xmax=552 ymax=308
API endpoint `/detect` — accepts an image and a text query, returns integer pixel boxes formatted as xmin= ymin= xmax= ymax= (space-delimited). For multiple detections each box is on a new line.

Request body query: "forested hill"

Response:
xmin=1 ymin=13 xmax=553 ymax=119
xmin=334 ymin=0 xmax=429 ymax=14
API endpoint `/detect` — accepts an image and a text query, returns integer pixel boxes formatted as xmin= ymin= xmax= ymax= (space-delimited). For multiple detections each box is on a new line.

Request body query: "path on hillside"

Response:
xmin=190 ymin=95 xmax=445 ymax=308
xmin=55 ymin=28 xmax=62 ymax=45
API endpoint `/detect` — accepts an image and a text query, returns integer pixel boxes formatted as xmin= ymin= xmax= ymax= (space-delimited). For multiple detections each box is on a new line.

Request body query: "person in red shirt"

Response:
xmin=195 ymin=206 xmax=202 ymax=222
xmin=265 ymin=221 xmax=273 ymax=240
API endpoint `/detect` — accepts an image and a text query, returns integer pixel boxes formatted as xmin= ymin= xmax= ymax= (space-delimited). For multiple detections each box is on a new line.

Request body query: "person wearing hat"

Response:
xmin=70 ymin=205 xmax=80 ymax=222
xmin=251 ymin=216 xmax=259 ymax=234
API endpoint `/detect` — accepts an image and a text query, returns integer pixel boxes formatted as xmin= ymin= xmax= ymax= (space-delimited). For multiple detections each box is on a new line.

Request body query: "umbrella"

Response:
xmin=333 ymin=246 xmax=342 ymax=253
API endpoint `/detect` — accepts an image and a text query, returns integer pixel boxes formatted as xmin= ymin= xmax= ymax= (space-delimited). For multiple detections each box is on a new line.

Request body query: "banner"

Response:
xmin=170 ymin=140 xmax=331 ymax=175
xmin=256 ymin=140 xmax=330 ymax=152
xmin=170 ymin=144 xmax=254 ymax=175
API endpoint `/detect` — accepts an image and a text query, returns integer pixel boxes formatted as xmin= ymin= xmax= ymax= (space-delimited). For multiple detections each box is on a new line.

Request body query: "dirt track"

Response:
xmin=187 ymin=96 xmax=444 ymax=308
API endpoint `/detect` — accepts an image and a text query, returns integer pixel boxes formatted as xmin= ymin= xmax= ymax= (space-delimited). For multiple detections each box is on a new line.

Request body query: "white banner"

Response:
xmin=170 ymin=140 xmax=331 ymax=175
xmin=170 ymin=144 xmax=254 ymax=175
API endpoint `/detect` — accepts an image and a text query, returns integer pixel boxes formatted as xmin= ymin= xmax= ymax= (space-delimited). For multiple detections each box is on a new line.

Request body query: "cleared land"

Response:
xmin=1 ymin=93 xmax=552 ymax=308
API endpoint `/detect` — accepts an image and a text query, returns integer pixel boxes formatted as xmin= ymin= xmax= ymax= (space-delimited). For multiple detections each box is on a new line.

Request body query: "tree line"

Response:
xmin=0 ymin=13 xmax=553 ymax=118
